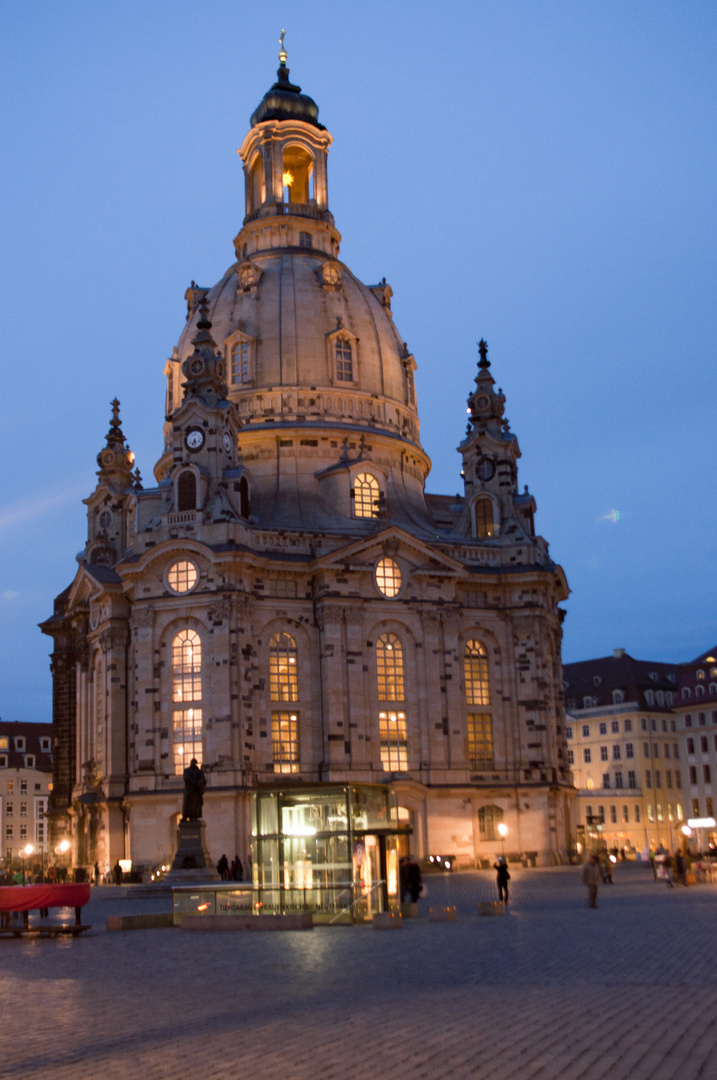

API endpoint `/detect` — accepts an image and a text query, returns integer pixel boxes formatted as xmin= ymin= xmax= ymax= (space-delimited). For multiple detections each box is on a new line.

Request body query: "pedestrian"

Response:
xmin=217 ymin=854 xmax=229 ymax=880
xmin=582 ymin=853 xmax=600 ymax=908
xmin=233 ymin=856 xmax=243 ymax=881
xmin=675 ymin=850 xmax=687 ymax=886
xmin=406 ymin=856 xmax=422 ymax=903
xmin=93 ymin=861 xmax=100 ymax=886
xmin=494 ymin=856 xmax=510 ymax=904
xmin=113 ymin=861 xmax=123 ymax=886
xmin=662 ymin=852 xmax=674 ymax=888
xmin=399 ymin=855 xmax=410 ymax=902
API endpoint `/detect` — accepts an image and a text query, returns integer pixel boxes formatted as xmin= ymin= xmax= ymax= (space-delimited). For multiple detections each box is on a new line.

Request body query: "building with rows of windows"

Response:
xmin=562 ymin=648 xmax=717 ymax=854
xmin=40 ymin=47 xmax=572 ymax=876
xmin=0 ymin=722 xmax=53 ymax=870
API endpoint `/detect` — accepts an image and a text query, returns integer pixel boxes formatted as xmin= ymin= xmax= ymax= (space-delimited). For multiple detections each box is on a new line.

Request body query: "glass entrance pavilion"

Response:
xmin=251 ymin=784 xmax=410 ymax=922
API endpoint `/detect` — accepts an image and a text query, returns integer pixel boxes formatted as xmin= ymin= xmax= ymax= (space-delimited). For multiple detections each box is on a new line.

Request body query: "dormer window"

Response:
xmin=649 ymin=672 xmax=659 ymax=682
xmin=14 ymin=737 xmax=25 ymax=752
xmin=335 ymin=339 xmax=353 ymax=381
xmin=353 ymin=473 xmax=380 ymax=518
xmin=40 ymin=737 xmax=51 ymax=753
xmin=232 ymin=341 xmax=250 ymax=384
xmin=25 ymin=755 xmax=35 ymax=769
xmin=612 ymin=689 xmax=625 ymax=704
xmin=697 ymin=669 xmax=706 ymax=680
xmin=593 ymin=676 xmax=602 ymax=687
xmin=682 ymin=687 xmax=692 ymax=699
xmin=645 ymin=690 xmax=654 ymax=705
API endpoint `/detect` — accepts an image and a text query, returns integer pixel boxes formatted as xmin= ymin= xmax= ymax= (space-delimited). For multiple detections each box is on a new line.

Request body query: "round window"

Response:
xmin=167 ymin=560 xmax=199 ymax=594
xmin=375 ymin=557 xmax=402 ymax=598
xmin=475 ymin=457 xmax=495 ymax=481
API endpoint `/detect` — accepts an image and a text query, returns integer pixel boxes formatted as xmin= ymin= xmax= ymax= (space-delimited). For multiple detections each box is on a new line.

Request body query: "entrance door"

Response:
xmin=353 ymin=835 xmax=382 ymax=919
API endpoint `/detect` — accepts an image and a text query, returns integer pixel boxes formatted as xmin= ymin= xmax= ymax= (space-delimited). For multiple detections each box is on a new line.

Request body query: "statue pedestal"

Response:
xmin=165 ymin=819 xmax=220 ymax=883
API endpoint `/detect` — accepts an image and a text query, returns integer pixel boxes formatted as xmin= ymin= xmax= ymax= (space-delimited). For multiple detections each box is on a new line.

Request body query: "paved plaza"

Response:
xmin=2 ymin=865 xmax=716 ymax=1080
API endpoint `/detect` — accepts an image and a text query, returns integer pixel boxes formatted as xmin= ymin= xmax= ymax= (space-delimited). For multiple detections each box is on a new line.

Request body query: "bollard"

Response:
xmin=400 ymin=902 xmax=420 ymax=919
xmin=429 ymin=906 xmax=457 ymax=922
xmin=373 ymin=912 xmax=403 ymax=929
xmin=477 ymin=901 xmax=506 ymax=916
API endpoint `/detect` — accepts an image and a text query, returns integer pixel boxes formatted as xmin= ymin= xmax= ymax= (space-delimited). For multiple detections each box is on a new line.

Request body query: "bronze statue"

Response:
xmin=182 ymin=758 xmax=206 ymax=821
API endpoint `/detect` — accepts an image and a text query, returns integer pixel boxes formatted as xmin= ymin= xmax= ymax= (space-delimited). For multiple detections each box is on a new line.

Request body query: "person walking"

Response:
xmin=217 ymin=854 xmax=229 ymax=880
xmin=675 ymin=849 xmax=687 ymax=886
xmin=494 ymin=857 xmax=510 ymax=904
xmin=406 ymin=856 xmax=422 ymax=903
xmin=233 ymin=856 xmax=243 ymax=881
xmin=582 ymin=853 xmax=600 ymax=908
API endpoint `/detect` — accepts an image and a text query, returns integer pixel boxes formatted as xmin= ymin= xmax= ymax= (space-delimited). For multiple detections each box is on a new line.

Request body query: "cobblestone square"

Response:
xmin=2 ymin=866 xmax=715 ymax=1080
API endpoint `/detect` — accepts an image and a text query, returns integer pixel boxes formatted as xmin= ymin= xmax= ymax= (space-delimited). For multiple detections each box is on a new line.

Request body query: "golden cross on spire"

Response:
xmin=279 ymin=29 xmax=287 ymax=65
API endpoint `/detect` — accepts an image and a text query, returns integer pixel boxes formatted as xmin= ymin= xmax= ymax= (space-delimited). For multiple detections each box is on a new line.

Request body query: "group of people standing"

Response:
xmin=216 ymin=854 xmax=243 ymax=881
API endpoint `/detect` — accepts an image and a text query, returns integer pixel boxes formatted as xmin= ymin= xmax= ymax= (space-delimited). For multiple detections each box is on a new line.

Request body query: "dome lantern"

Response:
xmin=238 ymin=32 xmax=334 ymax=242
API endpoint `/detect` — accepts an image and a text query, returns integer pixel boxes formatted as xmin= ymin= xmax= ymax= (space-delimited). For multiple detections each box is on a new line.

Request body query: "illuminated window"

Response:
xmin=375 ymin=557 xmax=401 ymax=597
xmin=0 ymin=737 xmax=7 ymax=750
xmin=172 ymin=630 xmax=202 ymax=774
xmin=478 ymin=804 xmax=503 ymax=842
xmin=173 ymin=709 xmax=202 ymax=774
xmin=468 ymin=713 xmax=493 ymax=768
xmin=167 ymin=560 xmax=198 ymax=594
xmin=335 ymin=339 xmax=353 ymax=381
xmin=282 ymin=145 xmax=313 ymax=204
xmin=475 ymin=498 xmax=495 ymax=538
xmin=379 ymin=710 xmax=408 ymax=771
xmin=272 ymin=712 xmax=299 ymax=773
xmin=354 ymin=473 xmax=380 ymax=518
xmin=376 ymin=634 xmax=404 ymax=701
xmin=464 ymin=641 xmax=490 ymax=705
xmin=232 ymin=341 xmax=250 ymax=384
xmin=269 ymin=633 xmax=298 ymax=701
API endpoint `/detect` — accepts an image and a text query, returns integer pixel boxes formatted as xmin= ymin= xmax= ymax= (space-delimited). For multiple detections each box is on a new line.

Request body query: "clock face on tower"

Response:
xmin=223 ymin=432 xmax=233 ymax=456
xmin=185 ymin=427 xmax=205 ymax=452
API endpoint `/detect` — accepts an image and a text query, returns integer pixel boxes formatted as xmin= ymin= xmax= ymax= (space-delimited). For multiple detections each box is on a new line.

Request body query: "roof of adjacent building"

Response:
xmin=562 ymin=650 xmax=679 ymax=713
xmin=0 ymin=721 xmax=53 ymax=771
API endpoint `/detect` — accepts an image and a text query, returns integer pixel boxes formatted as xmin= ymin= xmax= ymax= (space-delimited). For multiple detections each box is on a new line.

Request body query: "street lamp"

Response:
xmin=21 ymin=843 xmax=34 ymax=885
xmin=497 ymin=822 xmax=508 ymax=858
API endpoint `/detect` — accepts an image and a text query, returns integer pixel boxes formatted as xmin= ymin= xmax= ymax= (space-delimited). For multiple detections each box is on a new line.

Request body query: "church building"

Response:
xmin=41 ymin=45 xmax=573 ymax=882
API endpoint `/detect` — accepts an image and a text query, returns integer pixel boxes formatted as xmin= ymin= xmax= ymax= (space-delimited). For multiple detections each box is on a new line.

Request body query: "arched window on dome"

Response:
xmin=464 ymin=640 xmax=493 ymax=769
xmin=353 ymin=473 xmax=380 ymax=519
xmin=177 ymin=471 xmax=197 ymax=513
xmin=474 ymin=498 xmax=496 ymax=538
xmin=282 ymin=145 xmax=314 ymax=205
xmin=376 ymin=633 xmax=408 ymax=772
xmin=172 ymin=630 xmax=203 ymax=773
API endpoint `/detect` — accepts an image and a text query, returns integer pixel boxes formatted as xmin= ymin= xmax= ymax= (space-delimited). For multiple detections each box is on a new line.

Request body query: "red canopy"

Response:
xmin=0 ymin=884 xmax=91 ymax=912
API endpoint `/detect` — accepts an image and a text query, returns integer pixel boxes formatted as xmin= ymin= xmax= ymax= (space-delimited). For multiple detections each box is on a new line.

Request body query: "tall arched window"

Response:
xmin=353 ymin=473 xmax=379 ymax=518
xmin=465 ymin=640 xmax=493 ymax=768
xmin=478 ymin=804 xmax=503 ymax=841
xmin=270 ymin=632 xmax=299 ymax=773
xmin=377 ymin=633 xmax=408 ymax=771
xmin=177 ymin=471 xmax=197 ymax=512
xmin=172 ymin=630 xmax=202 ymax=773
xmin=269 ymin=633 xmax=298 ymax=701
xmin=282 ymin=145 xmax=313 ymax=204
xmin=475 ymin=498 xmax=495 ymax=538
xmin=93 ymin=657 xmax=103 ymax=774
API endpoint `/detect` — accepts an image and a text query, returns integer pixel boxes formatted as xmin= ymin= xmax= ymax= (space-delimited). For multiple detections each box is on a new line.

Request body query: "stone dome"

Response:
xmin=173 ymin=249 xmax=420 ymax=449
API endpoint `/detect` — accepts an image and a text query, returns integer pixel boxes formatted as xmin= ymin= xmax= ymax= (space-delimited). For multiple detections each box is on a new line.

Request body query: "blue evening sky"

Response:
xmin=1 ymin=2 xmax=715 ymax=723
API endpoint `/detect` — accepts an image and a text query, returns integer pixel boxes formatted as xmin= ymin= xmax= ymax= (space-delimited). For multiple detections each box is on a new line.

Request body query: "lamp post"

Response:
xmin=55 ymin=839 xmax=71 ymax=883
xmin=21 ymin=843 xmax=34 ymax=885
xmin=497 ymin=822 xmax=508 ymax=858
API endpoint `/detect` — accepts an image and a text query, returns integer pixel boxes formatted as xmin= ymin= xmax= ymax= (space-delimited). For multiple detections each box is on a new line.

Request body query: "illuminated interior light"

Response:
xmin=283 ymin=171 xmax=294 ymax=186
